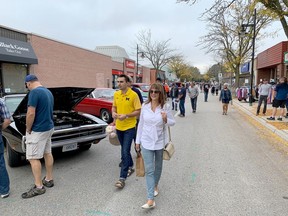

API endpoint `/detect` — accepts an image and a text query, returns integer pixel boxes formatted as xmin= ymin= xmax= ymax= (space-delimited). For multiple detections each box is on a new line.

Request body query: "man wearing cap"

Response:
xmin=21 ymin=74 xmax=55 ymax=199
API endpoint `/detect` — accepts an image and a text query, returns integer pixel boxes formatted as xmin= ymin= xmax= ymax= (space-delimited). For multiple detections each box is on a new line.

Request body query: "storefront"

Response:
xmin=0 ymin=33 xmax=38 ymax=95
xmin=257 ymin=41 xmax=288 ymax=84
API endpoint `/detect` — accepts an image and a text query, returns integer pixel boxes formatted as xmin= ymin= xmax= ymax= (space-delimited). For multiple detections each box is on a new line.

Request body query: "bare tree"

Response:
xmin=178 ymin=0 xmax=288 ymax=38
xmin=136 ymin=30 xmax=177 ymax=78
xmin=183 ymin=0 xmax=272 ymax=87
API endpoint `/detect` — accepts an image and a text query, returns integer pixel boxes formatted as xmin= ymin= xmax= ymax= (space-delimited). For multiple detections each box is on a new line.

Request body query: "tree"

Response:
xmin=177 ymin=0 xmax=288 ymax=38
xmin=179 ymin=0 xmax=273 ymax=87
xmin=136 ymin=30 xmax=177 ymax=78
xmin=168 ymin=55 xmax=202 ymax=81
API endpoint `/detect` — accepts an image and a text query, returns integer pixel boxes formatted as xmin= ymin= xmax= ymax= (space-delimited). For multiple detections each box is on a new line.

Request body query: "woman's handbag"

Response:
xmin=163 ymin=126 xmax=175 ymax=160
xmin=136 ymin=151 xmax=145 ymax=177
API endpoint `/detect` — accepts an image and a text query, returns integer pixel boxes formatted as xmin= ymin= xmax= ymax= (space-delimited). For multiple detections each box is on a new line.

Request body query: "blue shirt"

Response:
xmin=28 ymin=87 xmax=54 ymax=132
xmin=0 ymin=99 xmax=11 ymax=153
xmin=275 ymin=83 xmax=288 ymax=100
xmin=179 ymin=87 xmax=186 ymax=101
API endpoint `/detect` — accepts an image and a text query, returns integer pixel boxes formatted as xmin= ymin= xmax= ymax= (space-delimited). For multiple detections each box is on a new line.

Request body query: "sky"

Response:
xmin=1 ymin=0 xmax=287 ymax=73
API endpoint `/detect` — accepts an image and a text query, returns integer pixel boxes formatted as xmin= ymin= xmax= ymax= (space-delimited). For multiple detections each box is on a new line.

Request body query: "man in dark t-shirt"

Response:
xmin=22 ymin=75 xmax=55 ymax=199
xmin=178 ymin=83 xmax=186 ymax=117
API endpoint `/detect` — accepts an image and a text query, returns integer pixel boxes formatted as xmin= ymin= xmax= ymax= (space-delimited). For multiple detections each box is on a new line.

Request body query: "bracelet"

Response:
xmin=125 ymin=115 xmax=128 ymax=119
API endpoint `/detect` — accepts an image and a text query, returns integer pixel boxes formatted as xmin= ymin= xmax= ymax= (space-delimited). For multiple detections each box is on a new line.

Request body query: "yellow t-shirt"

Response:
xmin=113 ymin=88 xmax=142 ymax=131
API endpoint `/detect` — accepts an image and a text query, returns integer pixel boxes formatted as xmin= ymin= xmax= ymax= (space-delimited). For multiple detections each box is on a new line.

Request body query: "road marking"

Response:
xmin=85 ymin=210 xmax=111 ymax=215
xmin=191 ymin=173 xmax=196 ymax=182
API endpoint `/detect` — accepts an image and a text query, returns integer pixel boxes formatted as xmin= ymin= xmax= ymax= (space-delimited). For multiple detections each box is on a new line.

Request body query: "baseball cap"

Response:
xmin=25 ymin=74 xmax=38 ymax=83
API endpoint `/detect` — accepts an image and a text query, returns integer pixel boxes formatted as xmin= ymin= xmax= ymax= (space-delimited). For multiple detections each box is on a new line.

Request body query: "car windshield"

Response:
xmin=140 ymin=85 xmax=150 ymax=91
xmin=93 ymin=89 xmax=115 ymax=99
xmin=5 ymin=95 xmax=25 ymax=114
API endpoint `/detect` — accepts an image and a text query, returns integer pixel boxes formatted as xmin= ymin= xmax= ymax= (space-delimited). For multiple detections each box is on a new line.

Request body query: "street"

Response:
xmin=2 ymin=92 xmax=288 ymax=216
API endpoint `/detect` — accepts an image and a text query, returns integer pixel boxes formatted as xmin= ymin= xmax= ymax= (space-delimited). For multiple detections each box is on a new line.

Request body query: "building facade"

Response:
xmin=0 ymin=25 xmax=152 ymax=95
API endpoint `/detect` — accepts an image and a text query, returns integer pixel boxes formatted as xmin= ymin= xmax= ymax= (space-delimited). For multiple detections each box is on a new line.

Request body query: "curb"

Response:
xmin=233 ymin=99 xmax=288 ymax=142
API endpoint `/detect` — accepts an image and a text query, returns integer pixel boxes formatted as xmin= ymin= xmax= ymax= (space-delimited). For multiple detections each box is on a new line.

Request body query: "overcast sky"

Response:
xmin=1 ymin=0 xmax=287 ymax=73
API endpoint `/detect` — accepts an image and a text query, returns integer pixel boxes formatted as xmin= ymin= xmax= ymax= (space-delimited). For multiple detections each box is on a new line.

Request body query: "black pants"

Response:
xmin=257 ymin=95 xmax=268 ymax=114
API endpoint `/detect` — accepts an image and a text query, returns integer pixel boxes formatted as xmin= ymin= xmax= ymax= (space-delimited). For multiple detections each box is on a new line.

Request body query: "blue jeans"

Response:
xmin=179 ymin=100 xmax=185 ymax=115
xmin=190 ymin=97 xmax=198 ymax=111
xmin=116 ymin=128 xmax=135 ymax=179
xmin=141 ymin=147 xmax=163 ymax=200
xmin=0 ymin=136 xmax=10 ymax=195
xmin=204 ymin=92 xmax=208 ymax=102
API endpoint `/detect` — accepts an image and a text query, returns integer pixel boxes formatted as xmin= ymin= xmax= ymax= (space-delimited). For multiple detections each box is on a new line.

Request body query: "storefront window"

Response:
xmin=2 ymin=63 xmax=27 ymax=94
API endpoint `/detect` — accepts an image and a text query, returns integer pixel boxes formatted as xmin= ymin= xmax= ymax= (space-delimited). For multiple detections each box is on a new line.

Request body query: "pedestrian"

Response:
xmin=256 ymin=78 xmax=271 ymax=116
xmin=188 ymin=82 xmax=199 ymax=113
xmin=170 ymin=83 xmax=179 ymax=111
xmin=267 ymin=77 xmax=288 ymax=121
xmin=135 ymin=83 xmax=175 ymax=209
xmin=0 ymin=99 xmax=12 ymax=199
xmin=112 ymin=74 xmax=141 ymax=189
xmin=203 ymin=82 xmax=210 ymax=102
xmin=219 ymin=83 xmax=232 ymax=115
xmin=117 ymin=76 xmax=143 ymax=167
xmin=22 ymin=75 xmax=55 ymax=199
xmin=156 ymin=77 xmax=167 ymax=100
xmin=178 ymin=83 xmax=186 ymax=117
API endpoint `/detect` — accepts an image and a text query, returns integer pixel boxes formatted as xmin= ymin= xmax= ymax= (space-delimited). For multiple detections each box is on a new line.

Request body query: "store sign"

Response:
xmin=125 ymin=60 xmax=135 ymax=69
xmin=240 ymin=62 xmax=250 ymax=74
xmin=284 ymin=52 xmax=288 ymax=63
xmin=0 ymin=36 xmax=38 ymax=64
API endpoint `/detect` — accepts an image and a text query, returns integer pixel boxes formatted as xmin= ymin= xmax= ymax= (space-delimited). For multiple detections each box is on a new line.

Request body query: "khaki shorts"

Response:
xmin=25 ymin=128 xmax=54 ymax=160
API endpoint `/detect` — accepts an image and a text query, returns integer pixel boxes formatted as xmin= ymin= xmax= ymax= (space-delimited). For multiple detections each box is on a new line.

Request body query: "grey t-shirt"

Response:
xmin=259 ymin=83 xmax=271 ymax=96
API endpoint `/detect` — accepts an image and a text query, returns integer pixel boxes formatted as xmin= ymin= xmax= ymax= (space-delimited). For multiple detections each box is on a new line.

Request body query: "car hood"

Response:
xmin=13 ymin=87 xmax=94 ymax=116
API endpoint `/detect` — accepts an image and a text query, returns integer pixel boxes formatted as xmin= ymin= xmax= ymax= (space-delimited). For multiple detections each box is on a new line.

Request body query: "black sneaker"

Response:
xmin=119 ymin=161 xmax=123 ymax=167
xmin=267 ymin=117 xmax=275 ymax=120
xmin=22 ymin=185 xmax=46 ymax=199
xmin=42 ymin=177 xmax=54 ymax=188
xmin=277 ymin=117 xmax=283 ymax=121
xmin=1 ymin=193 xmax=9 ymax=198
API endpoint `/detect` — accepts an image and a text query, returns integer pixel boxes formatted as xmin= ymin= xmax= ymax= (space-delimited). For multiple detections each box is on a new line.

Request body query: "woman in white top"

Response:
xmin=135 ymin=83 xmax=176 ymax=209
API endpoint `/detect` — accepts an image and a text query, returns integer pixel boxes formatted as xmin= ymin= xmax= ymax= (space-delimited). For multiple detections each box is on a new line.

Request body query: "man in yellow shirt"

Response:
xmin=112 ymin=74 xmax=141 ymax=189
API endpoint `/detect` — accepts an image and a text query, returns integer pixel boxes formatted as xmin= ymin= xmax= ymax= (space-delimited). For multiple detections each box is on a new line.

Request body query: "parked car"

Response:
xmin=2 ymin=87 xmax=108 ymax=167
xmin=132 ymin=83 xmax=150 ymax=92
xmin=74 ymin=88 xmax=116 ymax=123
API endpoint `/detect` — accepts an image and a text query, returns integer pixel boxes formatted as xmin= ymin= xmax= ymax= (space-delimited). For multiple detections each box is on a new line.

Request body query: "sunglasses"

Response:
xmin=149 ymin=90 xmax=160 ymax=94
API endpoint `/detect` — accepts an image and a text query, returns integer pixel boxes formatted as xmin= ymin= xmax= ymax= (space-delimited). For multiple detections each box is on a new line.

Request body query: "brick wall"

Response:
xmin=29 ymin=34 xmax=112 ymax=88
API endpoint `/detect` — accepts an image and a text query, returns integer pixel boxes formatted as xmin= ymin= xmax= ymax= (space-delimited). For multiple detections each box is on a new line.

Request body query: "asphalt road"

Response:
xmin=2 ymin=92 xmax=288 ymax=216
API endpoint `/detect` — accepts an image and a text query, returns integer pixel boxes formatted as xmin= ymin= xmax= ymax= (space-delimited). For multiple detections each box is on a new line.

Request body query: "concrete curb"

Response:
xmin=233 ymin=99 xmax=288 ymax=142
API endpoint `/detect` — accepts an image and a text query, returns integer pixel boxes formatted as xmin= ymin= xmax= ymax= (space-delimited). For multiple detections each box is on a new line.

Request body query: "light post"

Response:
xmin=136 ymin=44 xmax=144 ymax=81
xmin=240 ymin=9 xmax=256 ymax=106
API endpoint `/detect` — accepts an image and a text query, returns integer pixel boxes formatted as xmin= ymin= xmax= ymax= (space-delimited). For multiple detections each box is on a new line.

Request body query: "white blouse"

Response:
xmin=136 ymin=102 xmax=176 ymax=150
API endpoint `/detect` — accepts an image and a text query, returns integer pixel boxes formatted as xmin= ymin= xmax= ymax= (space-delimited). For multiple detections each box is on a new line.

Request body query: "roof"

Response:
xmin=95 ymin=45 xmax=129 ymax=63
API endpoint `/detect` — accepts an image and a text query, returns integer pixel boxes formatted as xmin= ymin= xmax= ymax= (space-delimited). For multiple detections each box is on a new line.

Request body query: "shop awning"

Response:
xmin=0 ymin=37 xmax=38 ymax=64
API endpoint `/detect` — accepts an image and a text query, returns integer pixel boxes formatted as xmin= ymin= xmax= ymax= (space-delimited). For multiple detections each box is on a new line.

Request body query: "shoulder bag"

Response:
xmin=163 ymin=126 xmax=175 ymax=160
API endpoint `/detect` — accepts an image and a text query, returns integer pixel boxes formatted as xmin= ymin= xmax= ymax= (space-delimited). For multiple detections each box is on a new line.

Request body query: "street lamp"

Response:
xmin=240 ymin=9 xmax=256 ymax=106
xmin=136 ymin=44 xmax=145 ymax=80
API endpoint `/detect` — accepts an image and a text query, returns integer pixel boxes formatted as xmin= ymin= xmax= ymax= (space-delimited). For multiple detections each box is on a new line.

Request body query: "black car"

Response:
xmin=2 ymin=87 xmax=108 ymax=167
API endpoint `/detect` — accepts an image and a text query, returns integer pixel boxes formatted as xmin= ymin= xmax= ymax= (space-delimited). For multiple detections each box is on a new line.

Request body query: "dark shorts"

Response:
xmin=222 ymin=99 xmax=230 ymax=104
xmin=272 ymin=99 xmax=286 ymax=108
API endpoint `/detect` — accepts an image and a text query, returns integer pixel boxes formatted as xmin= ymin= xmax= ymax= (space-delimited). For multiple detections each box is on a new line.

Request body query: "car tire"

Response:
xmin=79 ymin=144 xmax=92 ymax=151
xmin=100 ymin=109 xmax=112 ymax=123
xmin=6 ymin=143 xmax=23 ymax=167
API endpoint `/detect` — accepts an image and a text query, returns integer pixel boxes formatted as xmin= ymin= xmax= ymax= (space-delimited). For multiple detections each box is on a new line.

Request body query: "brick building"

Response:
xmin=257 ymin=41 xmax=288 ymax=84
xmin=0 ymin=25 xmax=151 ymax=95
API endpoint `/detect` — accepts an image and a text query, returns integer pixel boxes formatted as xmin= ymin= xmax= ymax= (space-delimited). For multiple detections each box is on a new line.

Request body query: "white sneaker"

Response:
xmin=141 ymin=201 xmax=156 ymax=209
xmin=154 ymin=190 xmax=159 ymax=197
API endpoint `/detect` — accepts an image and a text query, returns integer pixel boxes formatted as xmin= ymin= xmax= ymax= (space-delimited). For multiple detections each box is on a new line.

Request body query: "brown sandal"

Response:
xmin=127 ymin=168 xmax=135 ymax=177
xmin=115 ymin=179 xmax=125 ymax=189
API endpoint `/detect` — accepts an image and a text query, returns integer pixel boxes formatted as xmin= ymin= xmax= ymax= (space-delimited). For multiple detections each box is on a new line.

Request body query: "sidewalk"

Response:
xmin=232 ymin=99 xmax=288 ymax=142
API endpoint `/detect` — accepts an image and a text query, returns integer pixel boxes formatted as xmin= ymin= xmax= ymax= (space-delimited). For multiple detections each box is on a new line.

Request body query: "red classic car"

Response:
xmin=132 ymin=83 xmax=150 ymax=92
xmin=74 ymin=88 xmax=116 ymax=123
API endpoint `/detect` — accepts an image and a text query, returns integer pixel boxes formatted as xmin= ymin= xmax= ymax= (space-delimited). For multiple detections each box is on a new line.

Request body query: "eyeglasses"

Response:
xmin=117 ymin=81 xmax=124 ymax=83
xmin=149 ymin=90 xmax=160 ymax=94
